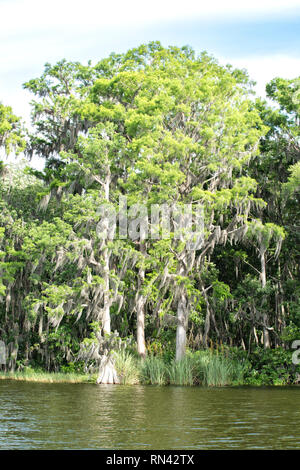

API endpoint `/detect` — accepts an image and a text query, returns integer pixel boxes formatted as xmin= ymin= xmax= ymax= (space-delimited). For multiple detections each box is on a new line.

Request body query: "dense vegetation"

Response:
xmin=0 ymin=43 xmax=299 ymax=385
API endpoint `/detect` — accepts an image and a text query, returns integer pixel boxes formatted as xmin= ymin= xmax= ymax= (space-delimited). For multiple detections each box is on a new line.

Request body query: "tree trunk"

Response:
xmin=103 ymin=248 xmax=111 ymax=335
xmin=102 ymin=168 xmax=111 ymax=335
xmin=176 ymin=292 xmax=188 ymax=361
xmin=97 ymin=168 xmax=117 ymax=383
xmin=261 ymin=250 xmax=270 ymax=349
xmin=137 ymin=296 xmax=146 ymax=358
xmin=202 ymin=285 xmax=211 ymax=348
xmin=136 ymin=241 xmax=147 ymax=358
xmin=175 ymin=253 xmax=195 ymax=360
xmin=97 ymin=354 xmax=119 ymax=384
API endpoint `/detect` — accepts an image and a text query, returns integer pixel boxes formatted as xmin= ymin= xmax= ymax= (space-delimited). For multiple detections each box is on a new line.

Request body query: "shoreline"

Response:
xmin=0 ymin=371 xmax=95 ymax=384
xmin=0 ymin=371 xmax=299 ymax=387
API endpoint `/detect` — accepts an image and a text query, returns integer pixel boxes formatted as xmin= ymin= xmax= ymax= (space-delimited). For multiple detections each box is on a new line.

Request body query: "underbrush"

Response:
xmin=2 ymin=347 xmax=298 ymax=387
xmin=139 ymin=350 xmax=245 ymax=386
xmin=0 ymin=366 xmax=94 ymax=383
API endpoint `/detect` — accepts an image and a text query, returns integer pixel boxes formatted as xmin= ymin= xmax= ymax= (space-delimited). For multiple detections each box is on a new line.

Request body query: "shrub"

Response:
xmin=113 ymin=350 xmax=140 ymax=385
xmin=140 ymin=355 xmax=168 ymax=385
xmin=168 ymin=356 xmax=196 ymax=386
xmin=237 ymin=347 xmax=298 ymax=385
xmin=191 ymin=350 xmax=245 ymax=386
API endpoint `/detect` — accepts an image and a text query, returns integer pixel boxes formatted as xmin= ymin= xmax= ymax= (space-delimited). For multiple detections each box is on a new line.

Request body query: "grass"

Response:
xmin=140 ymin=351 xmax=246 ymax=387
xmin=113 ymin=350 xmax=140 ymax=385
xmin=195 ymin=351 xmax=245 ymax=386
xmin=200 ymin=355 xmax=236 ymax=386
xmin=140 ymin=355 xmax=168 ymax=385
xmin=0 ymin=368 xmax=95 ymax=384
xmin=0 ymin=351 xmax=246 ymax=386
xmin=168 ymin=356 xmax=196 ymax=386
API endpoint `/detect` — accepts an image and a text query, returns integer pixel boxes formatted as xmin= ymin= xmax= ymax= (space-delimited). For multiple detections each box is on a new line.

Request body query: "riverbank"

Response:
xmin=114 ymin=348 xmax=300 ymax=386
xmin=1 ymin=347 xmax=298 ymax=386
xmin=0 ymin=369 xmax=96 ymax=384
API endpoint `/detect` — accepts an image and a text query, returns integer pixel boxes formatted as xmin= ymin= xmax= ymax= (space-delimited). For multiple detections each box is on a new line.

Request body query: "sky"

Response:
xmin=1 ymin=0 xmax=300 ymax=168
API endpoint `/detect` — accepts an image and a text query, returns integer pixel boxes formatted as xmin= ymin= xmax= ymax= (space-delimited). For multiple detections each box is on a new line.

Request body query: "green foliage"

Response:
xmin=140 ymin=355 xmax=168 ymax=385
xmin=0 ymin=367 xmax=93 ymax=383
xmin=168 ymin=356 xmax=196 ymax=386
xmin=139 ymin=351 xmax=246 ymax=386
xmin=230 ymin=347 xmax=300 ymax=385
xmin=0 ymin=103 xmax=25 ymax=155
xmin=198 ymin=352 xmax=244 ymax=387
xmin=283 ymin=161 xmax=300 ymax=196
xmin=113 ymin=350 xmax=140 ymax=384
xmin=0 ymin=45 xmax=299 ymax=382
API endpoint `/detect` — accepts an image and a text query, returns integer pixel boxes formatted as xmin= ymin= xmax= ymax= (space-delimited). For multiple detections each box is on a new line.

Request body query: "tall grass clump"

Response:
xmin=140 ymin=355 xmax=168 ymax=385
xmin=195 ymin=352 xmax=245 ymax=387
xmin=113 ymin=350 xmax=140 ymax=384
xmin=168 ymin=356 xmax=196 ymax=386
xmin=203 ymin=355 xmax=233 ymax=386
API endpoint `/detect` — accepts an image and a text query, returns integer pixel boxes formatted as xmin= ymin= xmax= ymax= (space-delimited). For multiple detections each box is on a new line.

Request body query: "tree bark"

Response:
xmin=260 ymin=250 xmax=270 ymax=349
xmin=137 ymin=296 xmax=146 ymax=358
xmin=102 ymin=166 xmax=111 ymax=335
xmin=97 ymin=354 xmax=119 ymax=384
xmin=176 ymin=291 xmax=188 ymax=361
xmin=97 ymin=165 xmax=117 ymax=383
xmin=202 ymin=285 xmax=211 ymax=348
xmin=175 ymin=252 xmax=195 ymax=360
xmin=136 ymin=241 xmax=147 ymax=358
xmin=102 ymin=246 xmax=111 ymax=335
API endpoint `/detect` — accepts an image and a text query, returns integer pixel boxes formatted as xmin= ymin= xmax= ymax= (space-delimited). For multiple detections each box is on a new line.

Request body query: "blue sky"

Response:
xmin=1 ymin=0 xmax=300 ymax=167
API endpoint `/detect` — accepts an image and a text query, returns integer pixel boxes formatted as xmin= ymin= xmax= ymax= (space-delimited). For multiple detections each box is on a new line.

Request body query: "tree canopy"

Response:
xmin=0 ymin=43 xmax=299 ymax=381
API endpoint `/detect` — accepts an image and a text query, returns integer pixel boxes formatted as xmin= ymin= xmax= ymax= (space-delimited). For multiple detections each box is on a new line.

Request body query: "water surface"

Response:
xmin=0 ymin=381 xmax=299 ymax=449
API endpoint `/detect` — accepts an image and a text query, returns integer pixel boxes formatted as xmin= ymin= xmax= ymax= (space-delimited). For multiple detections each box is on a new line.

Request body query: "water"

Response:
xmin=0 ymin=381 xmax=299 ymax=449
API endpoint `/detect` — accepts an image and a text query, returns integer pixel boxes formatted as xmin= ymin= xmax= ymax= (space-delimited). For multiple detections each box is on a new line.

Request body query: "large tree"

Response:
xmin=84 ymin=43 xmax=268 ymax=360
xmin=2 ymin=45 xmax=298 ymax=374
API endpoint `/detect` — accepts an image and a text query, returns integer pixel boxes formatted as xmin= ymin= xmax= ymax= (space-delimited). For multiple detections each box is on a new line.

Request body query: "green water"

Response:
xmin=0 ymin=381 xmax=299 ymax=449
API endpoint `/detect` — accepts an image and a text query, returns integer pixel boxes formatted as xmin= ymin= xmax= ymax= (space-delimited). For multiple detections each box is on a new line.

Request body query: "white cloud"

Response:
xmin=1 ymin=88 xmax=31 ymax=123
xmin=1 ymin=0 xmax=300 ymax=37
xmin=218 ymin=54 xmax=300 ymax=98
xmin=2 ymin=0 xmax=299 ymax=77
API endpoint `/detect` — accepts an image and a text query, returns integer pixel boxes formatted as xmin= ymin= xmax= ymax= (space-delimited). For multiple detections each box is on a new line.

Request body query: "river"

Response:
xmin=0 ymin=381 xmax=299 ymax=449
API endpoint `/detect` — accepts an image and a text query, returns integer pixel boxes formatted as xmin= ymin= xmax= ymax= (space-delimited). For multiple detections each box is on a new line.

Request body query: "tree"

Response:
xmin=86 ymin=43 xmax=267 ymax=360
xmin=2 ymin=45 xmax=298 ymax=375
xmin=0 ymin=103 xmax=25 ymax=156
xmin=23 ymin=60 xmax=95 ymax=162
xmin=246 ymin=221 xmax=285 ymax=348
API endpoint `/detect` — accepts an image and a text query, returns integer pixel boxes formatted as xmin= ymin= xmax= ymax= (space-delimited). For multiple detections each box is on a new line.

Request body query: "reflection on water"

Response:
xmin=0 ymin=381 xmax=299 ymax=449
